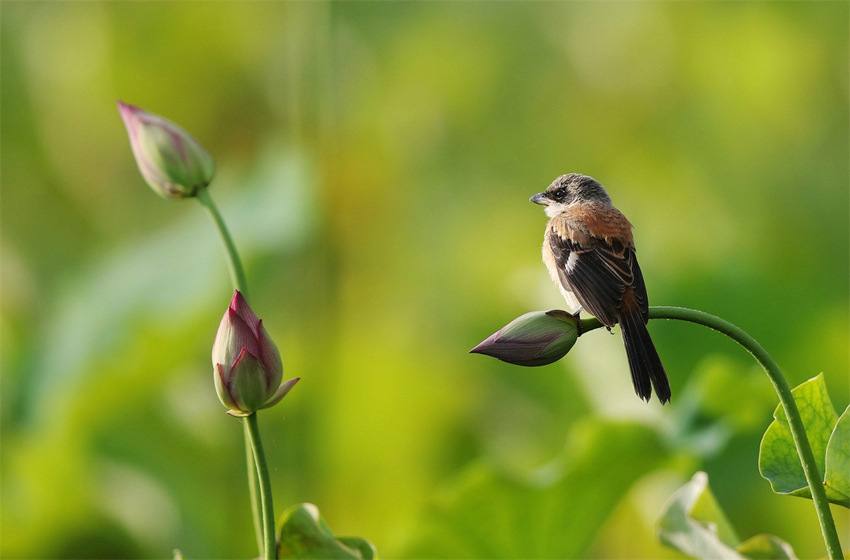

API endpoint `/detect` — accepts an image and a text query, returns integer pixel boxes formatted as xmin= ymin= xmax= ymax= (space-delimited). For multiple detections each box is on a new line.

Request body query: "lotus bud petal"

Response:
xmin=212 ymin=290 xmax=298 ymax=416
xmin=117 ymin=100 xmax=215 ymax=199
xmin=469 ymin=310 xmax=578 ymax=367
xmin=260 ymin=377 xmax=301 ymax=411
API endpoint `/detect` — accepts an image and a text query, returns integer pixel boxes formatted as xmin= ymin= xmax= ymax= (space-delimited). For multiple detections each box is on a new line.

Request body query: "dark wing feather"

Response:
xmin=626 ymin=248 xmax=649 ymax=321
xmin=549 ymin=232 xmax=640 ymax=326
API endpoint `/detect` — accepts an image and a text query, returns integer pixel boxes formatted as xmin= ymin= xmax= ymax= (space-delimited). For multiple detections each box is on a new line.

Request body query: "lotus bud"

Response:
xmin=117 ymin=100 xmax=215 ymax=199
xmin=469 ymin=310 xmax=578 ymax=367
xmin=212 ymin=290 xmax=299 ymax=416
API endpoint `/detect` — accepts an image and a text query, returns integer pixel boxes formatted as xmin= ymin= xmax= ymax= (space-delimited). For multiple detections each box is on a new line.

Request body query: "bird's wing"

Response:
xmin=549 ymin=230 xmax=640 ymax=326
xmin=625 ymin=247 xmax=649 ymax=319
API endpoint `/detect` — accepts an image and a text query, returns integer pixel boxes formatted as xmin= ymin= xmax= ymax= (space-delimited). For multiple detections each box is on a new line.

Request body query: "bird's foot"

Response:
xmin=572 ymin=309 xmax=584 ymax=336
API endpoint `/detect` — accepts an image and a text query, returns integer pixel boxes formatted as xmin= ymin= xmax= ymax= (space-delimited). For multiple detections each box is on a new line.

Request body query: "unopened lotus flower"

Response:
xmin=117 ymin=100 xmax=215 ymax=199
xmin=213 ymin=290 xmax=299 ymax=416
xmin=469 ymin=310 xmax=579 ymax=367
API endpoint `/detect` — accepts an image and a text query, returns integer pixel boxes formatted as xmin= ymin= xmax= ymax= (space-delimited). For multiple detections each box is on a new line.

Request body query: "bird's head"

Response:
xmin=530 ymin=173 xmax=611 ymax=217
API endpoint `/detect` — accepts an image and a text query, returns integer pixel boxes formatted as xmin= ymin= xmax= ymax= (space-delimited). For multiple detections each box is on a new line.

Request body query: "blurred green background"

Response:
xmin=1 ymin=2 xmax=848 ymax=558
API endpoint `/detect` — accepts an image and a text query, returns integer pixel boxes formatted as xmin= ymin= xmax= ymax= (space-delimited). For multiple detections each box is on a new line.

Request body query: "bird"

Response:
xmin=530 ymin=173 xmax=670 ymax=404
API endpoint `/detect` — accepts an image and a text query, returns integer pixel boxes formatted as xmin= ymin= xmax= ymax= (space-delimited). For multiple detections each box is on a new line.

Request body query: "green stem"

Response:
xmin=245 ymin=413 xmax=277 ymax=560
xmin=580 ymin=306 xmax=842 ymax=560
xmin=195 ymin=188 xmax=262 ymax=553
xmin=244 ymin=420 xmax=264 ymax=554
xmin=196 ymin=187 xmax=250 ymax=300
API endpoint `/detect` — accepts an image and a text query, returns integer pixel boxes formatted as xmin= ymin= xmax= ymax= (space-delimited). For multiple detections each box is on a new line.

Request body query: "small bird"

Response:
xmin=530 ymin=173 xmax=670 ymax=403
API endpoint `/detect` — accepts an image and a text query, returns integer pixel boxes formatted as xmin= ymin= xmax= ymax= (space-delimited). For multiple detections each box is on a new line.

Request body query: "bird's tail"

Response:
xmin=618 ymin=301 xmax=670 ymax=404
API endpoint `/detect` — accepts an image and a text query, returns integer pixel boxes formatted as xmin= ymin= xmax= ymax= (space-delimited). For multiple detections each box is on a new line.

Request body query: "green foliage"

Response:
xmin=405 ymin=419 xmax=667 ymax=558
xmin=658 ymin=471 xmax=797 ymax=560
xmin=277 ymin=504 xmax=376 ymax=560
xmin=759 ymin=374 xmax=849 ymax=507
xmin=824 ymin=406 xmax=850 ymax=506
xmin=1 ymin=2 xmax=848 ymax=558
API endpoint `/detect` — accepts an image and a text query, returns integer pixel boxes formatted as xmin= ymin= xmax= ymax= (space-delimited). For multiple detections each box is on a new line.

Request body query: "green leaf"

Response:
xmin=657 ymin=471 xmax=744 ymax=560
xmin=277 ymin=503 xmax=376 ymax=560
xmin=336 ymin=537 xmax=376 ymax=560
xmin=758 ymin=373 xmax=840 ymax=502
xmin=657 ymin=472 xmax=798 ymax=560
xmin=403 ymin=419 xmax=668 ymax=558
xmin=823 ymin=405 xmax=850 ymax=508
xmin=735 ymin=534 xmax=797 ymax=560
xmin=690 ymin=356 xmax=778 ymax=432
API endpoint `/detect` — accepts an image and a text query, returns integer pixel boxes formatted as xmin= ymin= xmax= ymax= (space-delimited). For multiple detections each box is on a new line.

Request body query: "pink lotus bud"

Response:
xmin=212 ymin=290 xmax=299 ymax=416
xmin=469 ymin=310 xmax=578 ymax=367
xmin=117 ymin=100 xmax=215 ymax=199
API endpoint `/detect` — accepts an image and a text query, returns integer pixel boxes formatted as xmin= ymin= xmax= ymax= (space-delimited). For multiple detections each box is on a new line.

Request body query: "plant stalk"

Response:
xmin=244 ymin=420 xmax=264 ymax=554
xmin=196 ymin=187 xmax=250 ymax=301
xmin=245 ymin=413 xmax=277 ymax=560
xmin=196 ymin=188 xmax=263 ymax=553
xmin=580 ymin=306 xmax=842 ymax=560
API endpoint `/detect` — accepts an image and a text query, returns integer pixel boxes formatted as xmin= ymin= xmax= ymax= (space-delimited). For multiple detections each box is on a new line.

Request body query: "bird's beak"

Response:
xmin=530 ymin=192 xmax=549 ymax=205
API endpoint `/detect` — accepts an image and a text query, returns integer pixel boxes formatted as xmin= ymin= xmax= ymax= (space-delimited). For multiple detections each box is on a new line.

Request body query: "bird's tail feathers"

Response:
xmin=619 ymin=305 xmax=671 ymax=404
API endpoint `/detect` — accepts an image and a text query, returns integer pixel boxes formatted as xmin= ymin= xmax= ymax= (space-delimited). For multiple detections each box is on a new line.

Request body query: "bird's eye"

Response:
xmin=554 ymin=188 xmax=566 ymax=200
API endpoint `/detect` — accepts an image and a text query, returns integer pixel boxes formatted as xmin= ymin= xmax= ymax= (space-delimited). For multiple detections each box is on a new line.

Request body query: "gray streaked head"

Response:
xmin=546 ymin=174 xmax=610 ymax=204
xmin=530 ymin=173 xmax=611 ymax=216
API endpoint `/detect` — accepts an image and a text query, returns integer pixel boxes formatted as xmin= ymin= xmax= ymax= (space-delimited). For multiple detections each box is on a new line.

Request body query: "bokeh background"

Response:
xmin=1 ymin=2 xmax=848 ymax=558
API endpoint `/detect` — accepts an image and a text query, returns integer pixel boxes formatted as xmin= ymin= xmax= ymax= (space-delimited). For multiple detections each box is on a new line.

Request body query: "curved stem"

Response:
xmin=245 ymin=413 xmax=277 ymax=560
xmin=196 ymin=187 xmax=250 ymax=300
xmin=581 ymin=306 xmax=842 ymax=560
xmin=196 ymin=188 xmax=262 ymax=553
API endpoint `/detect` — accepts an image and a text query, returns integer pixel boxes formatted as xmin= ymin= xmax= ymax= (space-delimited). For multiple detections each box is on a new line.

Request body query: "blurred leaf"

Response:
xmin=668 ymin=356 xmax=776 ymax=461
xmin=277 ymin=503 xmax=376 ymax=560
xmin=690 ymin=357 xmax=777 ymax=432
xmin=687 ymin=474 xmax=740 ymax=547
xmin=823 ymin=405 xmax=850 ymax=508
xmin=336 ymin=537 xmax=377 ymax=560
xmin=658 ymin=471 xmax=741 ymax=559
xmin=403 ymin=419 xmax=668 ymax=558
xmin=758 ymin=374 xmax=846 ymax=504
xmin=657 ymin=471 xmax=797 ymax=560
xmin=735 ymin=534 xmax=797 ymax=560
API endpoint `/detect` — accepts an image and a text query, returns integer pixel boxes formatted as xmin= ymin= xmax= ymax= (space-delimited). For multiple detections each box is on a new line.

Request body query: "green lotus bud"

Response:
xmin=117 ymin=100 xmax=215 ymax=199
xmin=212 ymin=290 xmax=299 ymax=416
xmin=469 ymin=310 xmax=578 ymax=367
